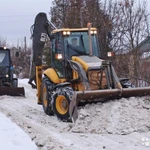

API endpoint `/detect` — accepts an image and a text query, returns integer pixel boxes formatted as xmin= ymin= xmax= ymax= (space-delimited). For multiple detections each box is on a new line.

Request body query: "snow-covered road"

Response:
xmin=0 ymin=112 xmax=37 ymax=150
xmin=0 ymin=79 xmax=150 ymax=150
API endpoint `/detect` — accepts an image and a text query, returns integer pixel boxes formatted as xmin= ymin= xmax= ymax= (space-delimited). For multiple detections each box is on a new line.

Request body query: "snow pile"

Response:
xmin=71 ymin=96 xmax=150 ymax=135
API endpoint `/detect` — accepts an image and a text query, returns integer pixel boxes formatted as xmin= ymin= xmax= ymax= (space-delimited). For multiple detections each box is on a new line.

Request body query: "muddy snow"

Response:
xmin=0 ymin=79 xmax=150 ymax=150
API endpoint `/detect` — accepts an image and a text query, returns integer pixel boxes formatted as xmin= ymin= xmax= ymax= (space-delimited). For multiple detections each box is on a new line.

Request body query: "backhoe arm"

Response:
xmin=28 ymin=12 xmax=54 ymax=89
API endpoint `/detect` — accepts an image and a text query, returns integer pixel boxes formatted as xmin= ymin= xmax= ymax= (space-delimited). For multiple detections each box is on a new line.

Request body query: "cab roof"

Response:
xmin=0 ymin=47 xmax=10 ymax=51
xmin=51 ymin=28 xmax=97 ymax=34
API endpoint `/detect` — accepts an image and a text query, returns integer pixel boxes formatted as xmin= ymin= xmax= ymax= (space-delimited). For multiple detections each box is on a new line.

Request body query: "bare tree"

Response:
xmin=104 ymin=0 xmax=149 ymax=83
xmin=50 ymin=0 xmax=112 ymax=58
xmin=0 ymin=37 xmax=7 ymax=47
xmin=50 ymin=0 xmax=149 ymax=83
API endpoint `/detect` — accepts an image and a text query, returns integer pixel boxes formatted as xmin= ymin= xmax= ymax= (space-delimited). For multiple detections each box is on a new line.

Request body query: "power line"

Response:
xmin=0 ymin=14 xmax=36 ymax=17
xmin=0 ymin=20 xmax=33 ymax=23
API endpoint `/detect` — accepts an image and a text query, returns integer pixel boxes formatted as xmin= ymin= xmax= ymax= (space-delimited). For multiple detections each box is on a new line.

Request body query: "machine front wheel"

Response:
xmin=52 ymin=86 xmax=73 ymax=122
xmin=12 ymin=79 xmax=18 ymax=87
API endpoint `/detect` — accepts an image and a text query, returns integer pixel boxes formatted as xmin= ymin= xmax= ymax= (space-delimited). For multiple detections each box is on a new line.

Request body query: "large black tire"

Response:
xmin=41 ymin=77 xmax=54 ymax=115
xmin=12 ymin=79 xmax=18 ymax=87
xmin=119 ymin=78 xmax=134 ymax=88
xmin=52 ymin=86 xmax=74 ymax=122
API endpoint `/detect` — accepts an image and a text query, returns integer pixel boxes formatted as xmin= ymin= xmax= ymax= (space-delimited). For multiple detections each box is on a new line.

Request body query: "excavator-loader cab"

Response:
xmin=0 ymin=47 xmax=17 ymax=87
xmin=0 ymin=47 xmax=25 ymax=96
xmin=29 ymin=13 xmax=150 ymax=122
xmin=50 ymin=28 xmax=100 ymax=80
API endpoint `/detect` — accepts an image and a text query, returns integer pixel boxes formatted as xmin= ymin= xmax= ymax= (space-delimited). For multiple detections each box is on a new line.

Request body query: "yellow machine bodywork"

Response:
xmin=72 ymin=56 xmax=107 ymax=91
xmin=30 ymin=12 xmax=150 ymax=122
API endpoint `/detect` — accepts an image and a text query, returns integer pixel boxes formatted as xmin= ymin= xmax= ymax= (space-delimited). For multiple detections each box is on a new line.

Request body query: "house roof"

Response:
xmin=137 ymin=36 xmax=150 ymax=52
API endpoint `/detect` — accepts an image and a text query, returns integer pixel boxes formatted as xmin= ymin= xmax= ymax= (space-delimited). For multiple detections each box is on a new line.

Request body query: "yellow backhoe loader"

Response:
xmin=29 ymin=13 xmax=150 ymax=122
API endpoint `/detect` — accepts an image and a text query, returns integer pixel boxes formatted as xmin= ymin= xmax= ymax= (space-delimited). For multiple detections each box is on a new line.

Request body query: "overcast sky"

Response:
xmin=0 ymin=0 xmax=52 ymax=46
xmin=0 ymin=0 xmax=150 ymax=46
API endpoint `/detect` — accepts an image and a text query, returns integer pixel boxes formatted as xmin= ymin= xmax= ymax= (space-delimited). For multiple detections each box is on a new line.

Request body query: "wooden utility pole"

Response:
xmin=24 ymin=36 xmax=27 ymax=53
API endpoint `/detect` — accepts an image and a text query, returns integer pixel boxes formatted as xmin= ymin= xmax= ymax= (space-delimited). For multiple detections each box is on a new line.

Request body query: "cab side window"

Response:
xmin=51 ymin=33 xmax=64 ymax=78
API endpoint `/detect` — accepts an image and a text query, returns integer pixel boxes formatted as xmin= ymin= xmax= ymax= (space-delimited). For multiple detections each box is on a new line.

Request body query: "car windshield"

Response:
xmin=64 ymin=31 xmax=100 ymax=59
xmin=0 ymin=51 xmax=9 ymax=66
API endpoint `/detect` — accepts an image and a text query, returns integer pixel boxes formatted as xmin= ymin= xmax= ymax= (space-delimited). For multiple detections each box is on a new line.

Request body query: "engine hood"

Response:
xmin=72 ymin=55 xmax=105 ymax=71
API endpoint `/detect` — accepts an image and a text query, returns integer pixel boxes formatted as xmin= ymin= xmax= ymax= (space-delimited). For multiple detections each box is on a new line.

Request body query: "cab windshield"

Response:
xmin=0 ymin=51 xmax=9 ymax=67
xmin=64 ymin=31 xmax=100 ymax=59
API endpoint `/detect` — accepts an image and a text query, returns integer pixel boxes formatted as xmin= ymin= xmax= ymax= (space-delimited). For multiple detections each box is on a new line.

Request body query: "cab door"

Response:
xmin=51 ymin=33 xmax=65 ymax=78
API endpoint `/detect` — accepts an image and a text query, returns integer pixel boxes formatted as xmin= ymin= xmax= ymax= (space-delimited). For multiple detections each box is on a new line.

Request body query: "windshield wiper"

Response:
xmin=80 ymin=35 xmax=87 ymax=54
xmin=67 ymin=44 xmax=86 ymax=55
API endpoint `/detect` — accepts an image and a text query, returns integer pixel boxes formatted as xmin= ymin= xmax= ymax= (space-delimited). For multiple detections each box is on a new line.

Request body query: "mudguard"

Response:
xmin=44 ymin=68 xmax=61 ymax=84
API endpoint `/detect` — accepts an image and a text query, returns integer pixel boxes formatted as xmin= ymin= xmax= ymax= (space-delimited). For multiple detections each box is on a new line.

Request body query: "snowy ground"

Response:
xmin=0 ymin=79 xmax=150 ymax=150
xmin=0 ymin=113 xmax=37 ymax=150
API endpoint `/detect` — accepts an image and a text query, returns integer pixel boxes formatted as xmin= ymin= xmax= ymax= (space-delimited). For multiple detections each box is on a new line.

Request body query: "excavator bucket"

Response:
xmin=0 ymin=87 xmax=25 ymax=96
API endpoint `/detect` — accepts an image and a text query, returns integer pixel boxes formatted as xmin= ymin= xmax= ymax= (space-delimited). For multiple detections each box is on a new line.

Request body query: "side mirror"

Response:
xmin=107 ymin=32 xmax=112 ymax=39
xmin=15 ymin=51 xmax=19 ymax=57
xmin=50 ymin=35 xmax=55 ymax=40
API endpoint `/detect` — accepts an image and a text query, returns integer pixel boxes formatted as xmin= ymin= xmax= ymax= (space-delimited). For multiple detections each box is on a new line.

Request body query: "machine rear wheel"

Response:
xmin=41 ymin=77 xmax=54 ymax=115
xmin=52 ymin=87 xmax=73 ymax=122
xmin=12 ymin=79 xmax=18 ymax=87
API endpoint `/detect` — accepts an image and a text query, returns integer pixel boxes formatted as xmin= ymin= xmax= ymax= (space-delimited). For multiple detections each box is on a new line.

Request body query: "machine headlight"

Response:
xmin=90 ymin=30 xmax=94 ymax=34
xmin=6 ymin=74 xmax=9 ymax=78
xmin=94 ymin=30 xmax=97 ymax=34
xmin=90 ymin=30 xmax=97 ymax=34
xmin=63 ymin=31 xmax=70 ymax=35
xmin=63 ymin=31 xmax=67 ymax=35
xmin=67 ymin=31 xmax=70 ymax=35
xmin=55 ymin=54 xmax=62 ymax=59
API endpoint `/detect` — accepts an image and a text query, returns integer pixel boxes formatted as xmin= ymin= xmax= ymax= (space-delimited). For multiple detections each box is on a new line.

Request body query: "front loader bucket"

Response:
xmin=69 ymin=87 xmax=150 ymax=122
xmin=76 ymin=87 xmax=150 ymax=101
xmin=121 ymin=87 xmax=150 ymax=97
xmin=0 ymin=87 xmax=25 ymax=96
